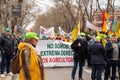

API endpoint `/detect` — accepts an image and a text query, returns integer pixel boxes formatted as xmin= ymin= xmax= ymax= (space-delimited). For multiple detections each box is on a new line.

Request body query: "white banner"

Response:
xmin=40 ymin=25 xmax=46 ymax=35
xmin=37 ymin=40 xmax=74 ymax=67
xmin=44 ymin=27 xmax=54 ymax=38
xmin=86 ymin=20 xmax=102 ymax=31
xmin=40 ymin=26 xmax=54 ymax=38
xmin=58 ymin=26 xmax=66 ymax=35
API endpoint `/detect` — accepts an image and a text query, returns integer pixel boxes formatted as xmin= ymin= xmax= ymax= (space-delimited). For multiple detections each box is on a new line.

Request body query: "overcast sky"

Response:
xmin=26 ymin=0 xmax=54 ymax=30
xmin=35 ymin=0 xmax=54 ymax=13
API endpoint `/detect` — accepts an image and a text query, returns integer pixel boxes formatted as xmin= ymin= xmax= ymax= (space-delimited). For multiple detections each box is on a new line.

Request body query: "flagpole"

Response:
xmin=40 ymin=26 xmax=41 ymax=39
xmin=78 ymin=20 xmax=80 ymax=36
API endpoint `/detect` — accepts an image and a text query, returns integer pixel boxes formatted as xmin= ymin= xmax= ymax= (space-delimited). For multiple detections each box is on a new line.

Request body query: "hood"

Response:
xmin=18 ymin=42 xmax=32 ymax=51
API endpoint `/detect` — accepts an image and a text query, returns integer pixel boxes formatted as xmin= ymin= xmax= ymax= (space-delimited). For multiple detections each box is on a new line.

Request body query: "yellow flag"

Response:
xmin=71 ymin=21 xmax=80 ymax=40
xmin=96 ymin=30 xmax=101 ymax=37
xmin=117 ymin=22 xmax=120 ymax=31
xmin=116 ymin=30 xmax=120 ymax=38
xmin=102 ymin=39 xmax=107 ymax=47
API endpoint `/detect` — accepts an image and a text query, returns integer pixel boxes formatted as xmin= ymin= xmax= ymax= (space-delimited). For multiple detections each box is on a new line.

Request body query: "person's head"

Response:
xmin=42 ymin=36 xmax=47 ymax=40
xmin=80 ymin=32 xmax=86 ymax=37
xmin=18 ymin=36 xmax=23 ymax=42
xmin=110 ymin=35 xmax=117 ymax=42
xmin=4 ymin=27 xmax=11 ymax=35
xmin=95 ymin=36 xmax=101 ymax=42
xmin=65 ymin=34 xmax=70 ymax=39
xmin=105 ymin=35 xmax=110 ymax=40
xmin=12 ymin=33 xmax=16 ymax=39
xmin=25 ymin=32 xmax=39 ymax=47
xmin=57 ymin=32 xmax=60 ymax=36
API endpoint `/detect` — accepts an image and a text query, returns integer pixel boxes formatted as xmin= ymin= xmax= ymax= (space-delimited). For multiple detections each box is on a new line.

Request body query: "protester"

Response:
xmin=118 ymin=38 xmax=120 ymax=80
xmin=64 ymin=34 xmax=73 ymax=42
xmin=11 ymin=33 xmax=19 ymax=55
xmin=18 ymin=32 xmax=45 ymax=80
xmin=71 ymin=34 xmax=88 ymax=80
xmin=89 ymin=36 xmax=106 ymax=80
xmin=104 ymin=35 xmax=119 ymax=80
xmin=87 ymin=35 xmax=95 ymax=67
xmin=55 ymin=32 xmax=62 ymax=40
xmin=41 ymin=36 xmax=47 ymax=40
xmin=18 ymin=36 xmax=24 ymax=43
xmin=0 ymin=28 xmax=14 ymax=77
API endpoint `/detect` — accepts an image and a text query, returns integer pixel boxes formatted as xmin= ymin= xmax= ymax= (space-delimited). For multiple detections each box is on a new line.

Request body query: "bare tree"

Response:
xmin=0 ymin=0 xmax=39 ymax=34
xmin=33 ymin=2 xmax=77 ymax=33
xmin=33 ymin=0 xmax=120 ymax=34
xmin=55 ymin=0 xmax=119 ymax=32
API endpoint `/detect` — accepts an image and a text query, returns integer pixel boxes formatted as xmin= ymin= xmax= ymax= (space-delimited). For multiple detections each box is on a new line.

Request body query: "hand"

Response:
xmin=13 ymin=52 xmax=15 ymax=55
xmin=78 ymin=43 xmax=81 ymax=47
xmin=113 ymin=45 xmax=117 ymax=48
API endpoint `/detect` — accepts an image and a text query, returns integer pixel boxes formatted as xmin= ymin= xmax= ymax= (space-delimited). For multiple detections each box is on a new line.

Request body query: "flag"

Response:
xmin=40 ymin=26 xmax=47 ymax=38
xmin=58 ymin=26 xmax=66 ymax=35
xmin=96 ymin=30 xmax=106 ymax=47
xmin=71 ymin=21 xmax=80 ymax=40
xmin=40 ymin=26 xmax=46 ymax=35
xmin=116 ymin=21 xmax=120 ymax=32
xmin=102 ymin=39 xmax=107 ymax=47
xmin=102 ymin=11 xmax=110 ymax=33
xmin=112 ymin=19 xmax=117 ymax=32
xmin=116 ymin=22 xmax=120 ymax=38
xmin=40 ymin=26 xmax=55 ymax=38
xmin=96 ymin=30 xmax=101 ymax=37
xmin=44 ymin=27 xmax=54 ymax=38
xmin=86 ymin=20 xmax=102 ymax=31
xmin=118 ymin=30 xmax=120 ymax=38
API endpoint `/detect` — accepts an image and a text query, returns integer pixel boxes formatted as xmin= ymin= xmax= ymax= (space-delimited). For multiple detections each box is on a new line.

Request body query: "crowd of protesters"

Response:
xmin=0 ymin=27 xmax=119 ymax=80
xmin=70 ymin=32 xmax=120 ymax=80
xmin=40 ymin=31 xmax=120 ymax=80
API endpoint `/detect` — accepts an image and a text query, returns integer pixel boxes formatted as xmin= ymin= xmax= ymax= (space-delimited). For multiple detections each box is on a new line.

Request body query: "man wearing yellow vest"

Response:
xmin=18 ymin=32 xmax=45 ymax=80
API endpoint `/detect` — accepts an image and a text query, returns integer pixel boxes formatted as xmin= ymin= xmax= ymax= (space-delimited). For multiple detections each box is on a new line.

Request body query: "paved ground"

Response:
xmin=0 ymin=67 xmax=91 ymax=80
xmin=0 ymin=67 xmax=119 ymax=80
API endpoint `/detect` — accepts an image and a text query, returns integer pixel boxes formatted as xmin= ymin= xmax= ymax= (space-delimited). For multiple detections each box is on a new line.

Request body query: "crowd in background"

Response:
xmin=70 ymin=32 xmax=120 ymax=80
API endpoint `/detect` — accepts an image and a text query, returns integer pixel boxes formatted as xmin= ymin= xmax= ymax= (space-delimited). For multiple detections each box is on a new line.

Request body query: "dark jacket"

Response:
xmin=89 ymin=41 xmax=106 ymax=65
xmin=0 ymin=34 xmax=14 ymax=54
xmin=71 ymin=38 xmax=88 ymax=62
xmin=105 ymin=41 xmax=114 ymax=59
xmin=118 ymin=42 xmax=120 ymax=60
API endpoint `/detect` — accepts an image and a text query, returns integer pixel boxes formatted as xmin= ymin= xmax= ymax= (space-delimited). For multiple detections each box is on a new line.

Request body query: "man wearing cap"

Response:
xmin=71 ymin=34 xmax=88 ymax=80
xmin=0 ymin=28 xmax=14 ymax=77
xmin=18 ymin=32 xmax=45 ymax=80
xmin=89 ymin=36 xmax=106 ymax=80
xmin=104 ymin=35 xmax=119 ymax=80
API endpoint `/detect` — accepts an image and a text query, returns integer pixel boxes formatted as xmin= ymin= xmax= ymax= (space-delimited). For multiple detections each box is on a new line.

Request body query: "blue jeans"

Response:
xmin=71 ymin=60 xmax=85 ymax=79
xmin=1 ymin=53 xmax=11 ymax=74
xmin=104 ymin=60 xmax=118 ymax=80
xmin=91 ymin=64 xmax=104 ymax=80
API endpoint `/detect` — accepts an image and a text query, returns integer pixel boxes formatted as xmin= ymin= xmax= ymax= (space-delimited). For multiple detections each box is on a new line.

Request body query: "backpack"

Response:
xmin=11 ymin=51 xmax=21 ymax=74
xmin=11 ymin=47 xmax=28 ymax=74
